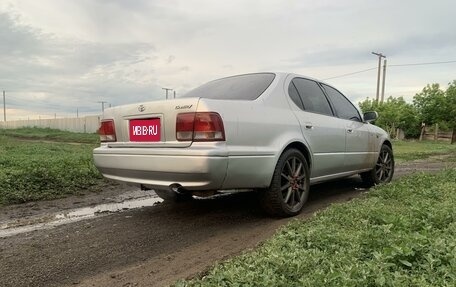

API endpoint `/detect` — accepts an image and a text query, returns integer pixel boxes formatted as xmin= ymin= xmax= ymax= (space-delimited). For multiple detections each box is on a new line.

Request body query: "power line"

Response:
xmin=389 ymin=60 xmax=456 ymax=67
xmin=323 ymin=60 xmax=456 ymax=80
xmin=372 ymin=52 xmax=386 ymax=102
xmin=162 ymin=87 xmax=173 ymax=99
xmin=322 ymin=67 xmax=377 ymax=80
xmin=3 ymin=90 xmax=6 ymax=122
xmin=381 ymin=59 xmax=387 ymax=103
xmin=97 ymin=101 xmax=108 ymax=116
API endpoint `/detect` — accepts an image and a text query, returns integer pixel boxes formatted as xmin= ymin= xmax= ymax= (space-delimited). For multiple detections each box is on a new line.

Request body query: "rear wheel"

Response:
xmin=154 ymin=189 xmax=193 ymax=202
xmin=361 ymin=144 xmax=394 ymax=186
xmin=260 ymin=148 xmax=310 ymax=217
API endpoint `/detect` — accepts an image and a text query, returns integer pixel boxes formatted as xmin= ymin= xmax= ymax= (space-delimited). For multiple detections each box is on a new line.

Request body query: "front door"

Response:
xmin=320 ymin=84 xmax=372 ymax=172
xmin=287 ymin=76 xmax=347 ymax=178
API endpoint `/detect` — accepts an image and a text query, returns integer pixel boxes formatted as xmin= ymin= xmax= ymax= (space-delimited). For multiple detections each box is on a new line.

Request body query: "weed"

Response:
xmin=393 ymin=140 xmax=456 ymax=163
xmin=177 ymin=169 xmax=456 ymax=286
xmin=0 ymin=132 xmax=104 ymax=205
xmin=0 ymin=127 xmax=99 ymax=144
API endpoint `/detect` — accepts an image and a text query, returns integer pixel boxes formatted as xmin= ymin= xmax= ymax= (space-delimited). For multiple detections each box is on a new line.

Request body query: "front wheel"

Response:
xmin=361 ymin=144 xmax=395 ymax=186
xmin=260 ymin=148 xmax=310 ymax=217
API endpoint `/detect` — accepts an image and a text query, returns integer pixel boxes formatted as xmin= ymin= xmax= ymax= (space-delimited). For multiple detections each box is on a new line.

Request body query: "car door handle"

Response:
xmin=347 ymin=129 xmax=353 ymax=133
xmin=305 ymin=124 xmax=313 ymax=129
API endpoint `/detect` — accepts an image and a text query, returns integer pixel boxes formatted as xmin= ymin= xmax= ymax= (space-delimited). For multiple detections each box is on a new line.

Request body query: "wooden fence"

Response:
xmin=419 ymin=124 xmax=454 ymax=142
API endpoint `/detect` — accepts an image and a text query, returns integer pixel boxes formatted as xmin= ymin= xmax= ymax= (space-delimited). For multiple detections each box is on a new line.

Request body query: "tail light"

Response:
xmin=98 ymin=120 xmax=116 ymax=142
xmin=176 ymin=112 xmax=225 ymax=141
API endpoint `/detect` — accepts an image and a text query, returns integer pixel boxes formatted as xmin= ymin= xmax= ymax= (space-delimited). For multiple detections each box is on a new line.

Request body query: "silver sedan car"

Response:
xmin=93 ymin=72 xmax=394 ymax=216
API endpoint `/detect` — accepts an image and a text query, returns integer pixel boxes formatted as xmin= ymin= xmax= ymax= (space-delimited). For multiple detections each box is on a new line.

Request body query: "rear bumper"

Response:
xmin=93 ymin=146 xmax=228 ymax=190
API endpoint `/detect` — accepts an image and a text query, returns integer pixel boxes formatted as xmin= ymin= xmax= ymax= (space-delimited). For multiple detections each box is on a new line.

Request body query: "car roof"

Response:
xmin=207 ymin=72 xmax=339 ymax=92
xmin=271 ymin=72 xmax=332 ymax=87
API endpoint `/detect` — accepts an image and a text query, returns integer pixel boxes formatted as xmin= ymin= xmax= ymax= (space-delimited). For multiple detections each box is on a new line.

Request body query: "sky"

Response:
xmin=1 ymin=0 xmax=455 ymax=120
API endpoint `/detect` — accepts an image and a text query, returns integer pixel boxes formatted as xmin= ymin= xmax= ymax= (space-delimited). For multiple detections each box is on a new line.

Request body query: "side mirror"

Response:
xmin=363 ymin=111 xmax=378 ymax=123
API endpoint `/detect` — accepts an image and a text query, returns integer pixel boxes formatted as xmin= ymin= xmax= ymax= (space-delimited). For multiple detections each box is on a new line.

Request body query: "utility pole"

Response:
xmin=381 ymin=59 xmax=387 ymax=103
xmin=3 ymin=90 xmax=5 ymax=122
xmin=372 ymin=52 xmax=386 ymax=102
xmin=77 ymin=108 xmax=79 ymax=118
xmin=97 ymin=101 xmax=108 ymax=116
xmin=162 ymin=88 xmax=173 ymax=100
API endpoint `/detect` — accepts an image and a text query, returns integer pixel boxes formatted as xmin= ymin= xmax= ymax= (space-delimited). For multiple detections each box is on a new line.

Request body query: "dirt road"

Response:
xmin=0 ymin=158 xmax=453 ymax=287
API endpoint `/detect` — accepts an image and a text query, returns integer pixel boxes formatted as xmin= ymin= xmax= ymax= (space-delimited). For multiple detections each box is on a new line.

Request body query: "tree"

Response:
xmin=444 ymin=81 xmax=456 ymax=143
xmin=359 ymin=97 xmax=420 ymax=138
xmin=359 ymin=81 xmax=455 ymax=142
xmin=413 ymin=84 xmax=447 ymax=127
xmin=413 ymin=81 xmax=456 ymax=144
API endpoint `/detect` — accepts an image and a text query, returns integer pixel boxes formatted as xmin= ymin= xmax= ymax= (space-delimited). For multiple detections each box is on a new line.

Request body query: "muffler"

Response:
xmin=169 ymin=183 xmax=189 ymax=195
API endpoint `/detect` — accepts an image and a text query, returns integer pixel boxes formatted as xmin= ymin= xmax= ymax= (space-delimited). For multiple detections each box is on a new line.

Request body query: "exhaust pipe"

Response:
xmin=141 ymin=183 xmax=190 ymax=200
xmin=169 ymin=183 xmax=189 ymax=195
xmin=140 ymin=184 xmax=152 ymax=191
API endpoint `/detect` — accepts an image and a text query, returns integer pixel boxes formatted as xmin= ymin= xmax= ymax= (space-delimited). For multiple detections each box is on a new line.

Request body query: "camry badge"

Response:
xmin=175 ymin=105 xmax=193 ymax=110
xmin=138 ymin=105 xmax=145 ymax=112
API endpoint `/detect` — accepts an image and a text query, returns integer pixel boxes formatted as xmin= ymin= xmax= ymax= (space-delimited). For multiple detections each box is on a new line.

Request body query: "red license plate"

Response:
xmin=129 ymin=118 xmax=161 ymax=142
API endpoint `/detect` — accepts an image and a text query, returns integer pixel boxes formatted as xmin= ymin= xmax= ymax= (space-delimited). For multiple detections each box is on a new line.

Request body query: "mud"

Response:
xmin=0 ymin=158 xmax=454 ymax=287
xmin=0 ymin=196 xmax=162 ymax=238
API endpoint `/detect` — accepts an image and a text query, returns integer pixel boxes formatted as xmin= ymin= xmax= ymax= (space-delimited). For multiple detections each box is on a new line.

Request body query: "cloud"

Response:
xmin=0 ymin=12 xmax=164 ymax=118
xmin=0 ymin=12 xmax=44 ymax=56
xmin=167 ymin=55 xmax=176 ymax=64
xmin=282 ymin=31 xmax=456 ymax=69
xmin=1 ymin=0 xmax=456 ymax=119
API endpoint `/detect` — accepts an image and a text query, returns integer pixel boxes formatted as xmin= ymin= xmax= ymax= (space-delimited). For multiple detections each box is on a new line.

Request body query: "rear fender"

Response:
xmin=264 ymin=136 xmax=313 ymax=187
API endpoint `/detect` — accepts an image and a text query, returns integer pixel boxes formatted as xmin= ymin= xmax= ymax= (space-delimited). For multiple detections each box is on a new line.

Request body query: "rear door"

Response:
xmin=320 ymin=84 xmax=372 ymax=171
xmin=287 ymin=77 xmax=347 ymax=178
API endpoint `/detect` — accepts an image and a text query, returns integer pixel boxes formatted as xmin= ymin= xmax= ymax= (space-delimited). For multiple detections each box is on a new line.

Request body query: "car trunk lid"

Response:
xmin=105 ymin=98 xmax=200 ymax=148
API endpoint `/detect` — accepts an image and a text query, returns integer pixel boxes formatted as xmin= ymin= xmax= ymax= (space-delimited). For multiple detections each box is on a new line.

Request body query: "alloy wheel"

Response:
xmin=280 ymin=156 xmax=308 ymax=211
xmin=375 ymin=148 xmax=394 ymax=182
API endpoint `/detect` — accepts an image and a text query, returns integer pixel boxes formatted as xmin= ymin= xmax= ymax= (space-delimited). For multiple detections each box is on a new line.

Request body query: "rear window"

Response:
xmin=181 ymin=73 xmax=276 ymax=100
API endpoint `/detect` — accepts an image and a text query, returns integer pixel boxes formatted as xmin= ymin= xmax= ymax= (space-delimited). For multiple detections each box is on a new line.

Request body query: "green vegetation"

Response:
xmin=0 ymin=128 xmax=104 ymax=205
xmin=359 ymin=80 xmax=456 ymax=141
xmin=360 ymin=97 xmax=419 ymax=138
xmin=0 ymin=127 xmax=99 ymax=144
xmin=414 ymin=82 xmax=456 ymax=133
xmin=178 ymin=169 xmax=456 ymax=286
xmin=394 ymin=140 xmax=456 ymax=163
xmin=0 ymin=128 xmax=455 ymax=205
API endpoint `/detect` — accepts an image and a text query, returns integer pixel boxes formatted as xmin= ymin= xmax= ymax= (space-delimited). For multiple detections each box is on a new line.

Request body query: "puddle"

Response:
xmin=0 ymin=196 xmax=162 ymax=238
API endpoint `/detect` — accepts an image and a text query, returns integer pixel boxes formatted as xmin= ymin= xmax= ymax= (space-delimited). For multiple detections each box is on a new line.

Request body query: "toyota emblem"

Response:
xmin=138 ymin=105 xmax=145 ymax=112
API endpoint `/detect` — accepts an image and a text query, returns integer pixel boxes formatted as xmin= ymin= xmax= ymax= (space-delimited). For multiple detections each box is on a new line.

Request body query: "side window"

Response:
xmin=292 ymin=78 xmax=333 ymax=116
xmin=288 ymin=82 xmax=304 ymax=110
xmin=322 ymin=84 xmax=361 ymax=121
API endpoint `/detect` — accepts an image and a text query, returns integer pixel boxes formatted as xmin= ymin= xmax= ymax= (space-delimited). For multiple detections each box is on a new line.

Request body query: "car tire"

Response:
xmin=154 ymin=189 xmax=193 ymax=202
xmin=361 ymin=144 xmax=395 ymax=186
xmin=260 ymin=148 xmax=310 ymax=217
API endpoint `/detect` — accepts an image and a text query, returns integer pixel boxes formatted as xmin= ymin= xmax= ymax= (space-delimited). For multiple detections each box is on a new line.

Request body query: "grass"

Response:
xmin=2 ymin=127 xmax=455 ymax=284
xmin=0 ymin=128 xmax=104 ymax=205
xmin=0 ymin=127 xmax=99 ymax=144
xmin=0 ymin=127 xmax=454 ymax=206
xmin=393 ymin=140 xmax=456 ymax=163
xmin=177 ymin=169 xmax=456 ymax=286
